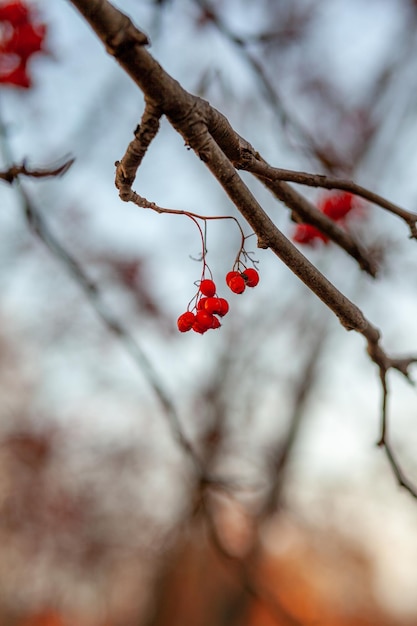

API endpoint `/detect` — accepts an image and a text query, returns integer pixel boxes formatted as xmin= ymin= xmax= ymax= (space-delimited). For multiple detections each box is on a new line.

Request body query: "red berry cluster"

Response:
xmin=293 ymin=192 xmax=363 ymax=246
xmin=177 ymin=279 xmax=229 ymax=334
xmin=177 ymin=268 xmax=260 ymax=335
xmin=226 ymin=267 xmax=259 ymax=293
xmin=0 ymin=1 xmax=47 ymax=89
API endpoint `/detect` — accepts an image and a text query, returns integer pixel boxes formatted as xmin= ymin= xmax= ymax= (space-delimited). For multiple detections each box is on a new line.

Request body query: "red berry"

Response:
xmin=203 ymin=297 xmax=229 ymax=316
xmin=211 ymin=316 xmax=221 ymax=329
xmin=241 ymin=268 xmax=259 ymax=288
xmin=204 ymin=297 xmax=220 ymax=314
xmin=192 ymin=321 xmax=207 ymax=334
xmin=226 ymin=271 xmax=240 ymax=286
xmin=199 ymin=279 xmax=216 ymax=297
xmin=226 ymin=270 xmax=246 ymax=293
xmin=217 ymin=298 xmax=229 ymax=316
xmin=195 ymin=310 xmax=215 ymax=329
xmin=197 ymin=297 xmax=208 ymax=310
xmin=228 ymin=275 xmax=246 ymax=294
xmin=177 ymin=311 xmax=195 ymax=332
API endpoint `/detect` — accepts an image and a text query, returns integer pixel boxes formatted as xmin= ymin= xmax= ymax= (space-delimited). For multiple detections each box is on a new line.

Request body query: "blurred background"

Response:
xmin=1 ymin=0 xmax=417 ymax=624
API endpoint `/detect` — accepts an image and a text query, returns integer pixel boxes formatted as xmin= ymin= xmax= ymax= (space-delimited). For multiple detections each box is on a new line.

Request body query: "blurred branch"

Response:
xmin=370 ymin=348 xmax=417 ymax=499
xmin=0 ymin=125 xmax=203 ymax=482
xmin=202 ymin=498 xmax=304 ymax=626
xmin=254 ymin=174 xmax=379 ymax=277
xmin=0 ymin=158 xmax=74 ymax=183
xmin=353 ymin=9 xmax=417 ymax=168
xmin=192 ymin=0 xmax=339 ymax=171
xmin=245 ymin=157 xmax=417 ymax=239
xmin=21 ymin=189 xmax=204 ymax=475
xmin=262 ymin=319 xmax=329 ymax=515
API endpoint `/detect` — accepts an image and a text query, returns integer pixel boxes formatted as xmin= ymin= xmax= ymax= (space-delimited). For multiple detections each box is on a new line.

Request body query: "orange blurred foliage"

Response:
xmin=18 ymin=611 xmax=66 ymax=626
xmin=145 ymin=510 xmax=410 ymax=626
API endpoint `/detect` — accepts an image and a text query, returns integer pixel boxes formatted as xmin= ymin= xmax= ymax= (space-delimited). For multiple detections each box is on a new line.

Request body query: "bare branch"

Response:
xmin=115 ymin=100 xmax=162 ymax=197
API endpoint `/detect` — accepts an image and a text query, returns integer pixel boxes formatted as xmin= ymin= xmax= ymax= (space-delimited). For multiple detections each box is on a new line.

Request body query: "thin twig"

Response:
xmin=368 ymin=345 xmax=417 ymax=498
xmin=383 ymin=442 xmax=417 ymax=498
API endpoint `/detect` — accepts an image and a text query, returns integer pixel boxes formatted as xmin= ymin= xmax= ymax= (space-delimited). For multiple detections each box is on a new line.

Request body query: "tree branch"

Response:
xmin=255 ymin=175 xmax=379 ymax=276
xmin=244 ymin=156 xmax=417 ymax=239
xmin=0 ymin=158 xmax=74 ymax=183
xmin=66 ymin=0 xmax=417 ymax=497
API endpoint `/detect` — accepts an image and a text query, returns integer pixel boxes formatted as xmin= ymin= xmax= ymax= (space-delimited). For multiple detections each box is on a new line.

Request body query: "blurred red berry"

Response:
xmin=292 ymin=192 xmax=366 ymax=247
xmin=7 ymin=21 xmax=46 ymax=59
xmin=0 ymin=1 xmax=28 ymax=24
xmin=0 ymin=0 xmax=47 ymax=89
xmin=293 ymin=223 xmax=329 ymax=246
xmin=0 ymin=60 xmax=29 ymax=87
xmin=199 ymin=279 xmax=216 ymax=297
xmin=177 ymin=311 xmax=195 ymax=332
xmin=320 ymin=192 xmax=356 ymax=221
xmin=241 ymin=268 xmax=259 ymax=287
